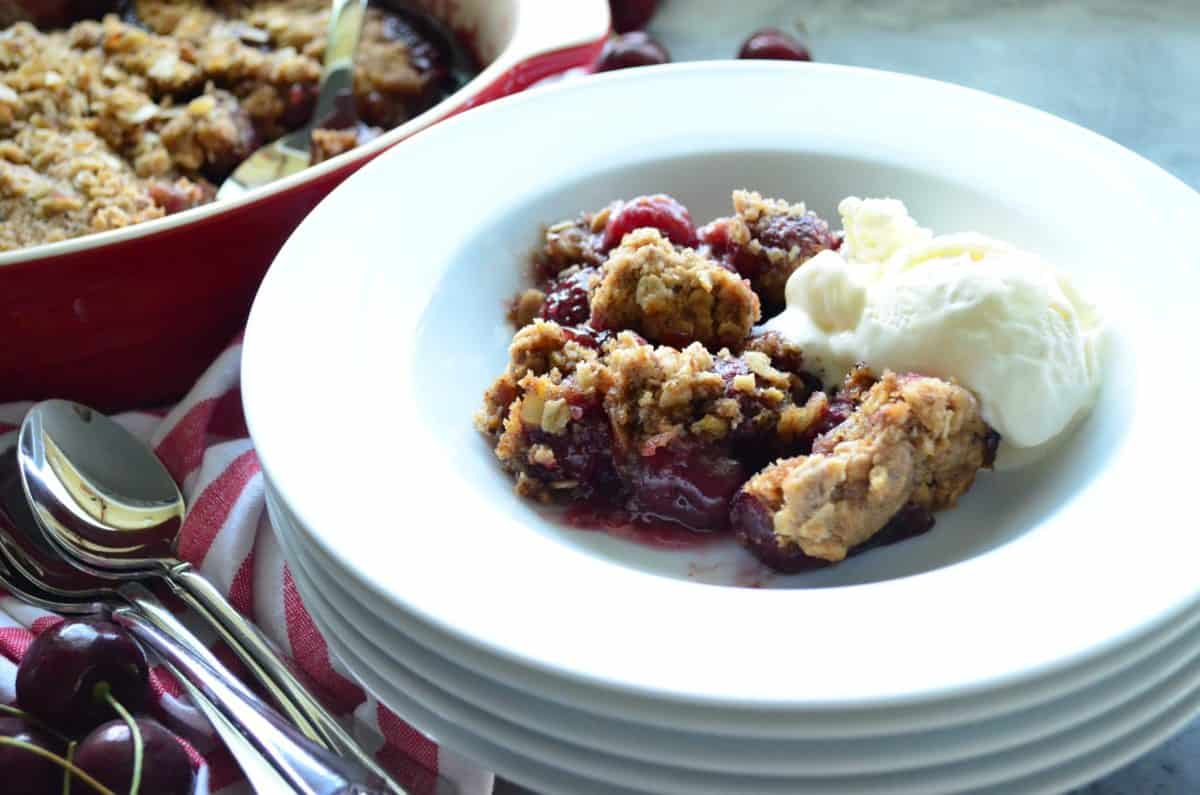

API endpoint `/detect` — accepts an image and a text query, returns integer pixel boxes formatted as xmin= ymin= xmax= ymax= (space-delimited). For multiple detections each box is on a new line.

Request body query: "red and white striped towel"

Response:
xmin=0 ymin=335 xmax=493 ymax=795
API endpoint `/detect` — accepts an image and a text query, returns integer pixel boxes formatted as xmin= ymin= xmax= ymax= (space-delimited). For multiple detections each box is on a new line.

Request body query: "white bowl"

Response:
xmin=271 ymin=489 xmax=1200 ymax=778
xmin=244 ymin=62 xmax=1200 ymax=711
xmin=275 ymin=502 xmax=1200 ymax=794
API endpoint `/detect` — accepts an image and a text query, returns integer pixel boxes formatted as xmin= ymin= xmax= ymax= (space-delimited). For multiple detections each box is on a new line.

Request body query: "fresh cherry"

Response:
xmin=17 ymin=619 xmax=149 ymax=738
xmin=538 ymin=267 xmax=598 ymax=327
xmin=75 ymin=718 xmax=194 ymax=795
xmin=625 ymin=442 xmax=745 ymax=533
xmin=594 ymin=32 xmax=670 ymax=73
xmin=609 ymin=0 xmax=658 ymax=32
xmin=601 ymin=194 xmax=697 ymax=251
xmin=738 ymin=28 xmax=812 ymax=61
xmin=0 ymin=715 xmax=66 ymax=795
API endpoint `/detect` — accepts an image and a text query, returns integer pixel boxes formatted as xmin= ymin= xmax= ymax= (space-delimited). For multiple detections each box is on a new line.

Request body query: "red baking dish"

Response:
xmin=0 ymin=0 xmax=609 ymax=411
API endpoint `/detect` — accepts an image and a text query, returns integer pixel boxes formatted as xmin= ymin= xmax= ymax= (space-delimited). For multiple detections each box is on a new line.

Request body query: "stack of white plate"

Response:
xmin=242 ymin=63 xmax=1200 ymax=794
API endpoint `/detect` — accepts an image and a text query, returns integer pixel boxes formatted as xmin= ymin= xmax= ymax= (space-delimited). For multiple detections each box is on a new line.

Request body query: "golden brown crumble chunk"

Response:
xmin=476 ymin=321 xmax=828 ymax=504
xmin=701 ymin=189 xmax=837 ymax=308
xmin=590 ymin=228 xmax=761 ymax=350
xmin=0 ymin=3 xmax=457 ymax=251
xmin=739 ymin=371 xmax=992 ymax=562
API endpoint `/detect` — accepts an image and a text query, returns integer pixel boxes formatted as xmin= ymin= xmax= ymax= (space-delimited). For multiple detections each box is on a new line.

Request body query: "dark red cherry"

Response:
xmin=525 ymin=395 xmax=622 ymax=500
xmin=17 ymin=619 xmax=149 ymax=737
xmin=731 ymin=491 xmax=830 ymax=573
xmin=625 ymin=442 xmax=745 ymax=533
xmin=538 ymin=267 xmax=598 ymax=327
xmin=602 ymin=194 xmax=697 ymax=251
xmin=738 ymin=28 xmax=812 ymax=61
xmin=609 ymin=0 xmax=658 ymax=32
xmin=594 ymin=32 xmax=669 ymax=73
xmin=75 ymin=718 xmax=194 ymax=795
xmin=0 ymin=715 xmax=66 ymax=795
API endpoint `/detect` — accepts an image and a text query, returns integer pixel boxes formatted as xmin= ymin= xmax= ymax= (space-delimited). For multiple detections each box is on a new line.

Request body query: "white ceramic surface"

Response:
xmin=244 ymin=62 xmax=1200 ymax=712
xmin=280 ymin=471 xmax=1200 ymax=741
xmin=274 ymin=489 xmax=1200 ymax=780
xmin=274 ymin=502 xmax=1200 ymax=795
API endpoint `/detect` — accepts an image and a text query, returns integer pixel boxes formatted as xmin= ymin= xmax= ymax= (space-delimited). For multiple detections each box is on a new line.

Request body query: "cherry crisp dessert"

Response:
xmin=476 ymin=192 xmax=1000 ymax=573
xmin=0 ymin=0 xmax=468 ymax=251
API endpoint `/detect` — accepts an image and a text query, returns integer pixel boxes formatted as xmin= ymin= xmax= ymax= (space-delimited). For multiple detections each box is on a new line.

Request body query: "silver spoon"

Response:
xmin=0 ymin=432 xmax=308 ymax=794
xmin=216 ymin=0 xmax=368 ymax=200
xmin=17 ymin=401 xmax=412 ymax=795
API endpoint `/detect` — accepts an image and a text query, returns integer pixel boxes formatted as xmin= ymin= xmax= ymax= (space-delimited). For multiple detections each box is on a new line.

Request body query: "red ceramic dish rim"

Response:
xmin=0 ymin=0 xmax=610 ymax=269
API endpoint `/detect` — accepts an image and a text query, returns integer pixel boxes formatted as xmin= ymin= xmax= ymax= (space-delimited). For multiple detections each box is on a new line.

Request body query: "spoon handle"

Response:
xmin=309 ymin=0 xmax=368 ymax=138
xmin=117 ymin=595 xmax=300 ymax=793
xmin=112 ymin=605 xmax=390 ymax=795
xmin=166 ymin=563 xmax=415 ymax=795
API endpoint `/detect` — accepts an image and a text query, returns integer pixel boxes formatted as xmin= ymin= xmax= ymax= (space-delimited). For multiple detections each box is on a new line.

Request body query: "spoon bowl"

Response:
xmin=17 ymin=400 xmax=183 ymax=571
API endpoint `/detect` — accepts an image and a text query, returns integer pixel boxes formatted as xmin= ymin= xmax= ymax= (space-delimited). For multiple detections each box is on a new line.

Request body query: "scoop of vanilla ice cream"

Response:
xmin=764 ymin=198 xmax=1104 ymax=454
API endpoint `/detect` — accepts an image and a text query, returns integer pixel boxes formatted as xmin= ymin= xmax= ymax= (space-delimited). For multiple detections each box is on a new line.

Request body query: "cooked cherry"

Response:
xmin=738 ymin=28 xmax=812 ymax=61
xmin=625 ymin=442 xmax=745 ymax=533
xmin=76 ymin=718 xmax=193 ymax=795
xmin=698 ymin=218 xmax=733 ymax=256
xmin=594 ymin=32 xmax=670 ymax=73
xmin=731 ymin=492 xmax=830 ymax=573
xmin=609 ymin=0 xmax=658 ymax=32
xmin=982 ymin=428 xmax=1001 ymax=468
xmin=538 ymin=267 xmax=598 ymax=327
xmin=858 ymin=503 xmax=936 ymax=551
xmin=732 ymin=211 xmax=836 ymax=278
xmin=17 ymin=619 xmax=149 ymax=737
xmin=526 ymin=396 xmax=621 ymax=499
xmin=732 ymin=495 xmax=937 ymax=573
xmin=0 ymin=715 xmax=66 ymax=795
xmin=601 ymin=194 xmax=697 ymax=251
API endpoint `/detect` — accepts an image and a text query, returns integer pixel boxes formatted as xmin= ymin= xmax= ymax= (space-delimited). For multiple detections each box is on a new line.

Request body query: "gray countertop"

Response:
xmin=498 ymin=2 xmax=1197 ymax=792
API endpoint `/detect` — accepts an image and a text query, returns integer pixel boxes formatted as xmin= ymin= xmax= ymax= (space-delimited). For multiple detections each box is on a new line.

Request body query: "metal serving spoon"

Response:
xmin=216 ymin=0 xmax=368 ymax=199
xmin=16 ymin=402 xmax=411 ymax=794
xmin=215 ymin=0 xmax=476 ymax=200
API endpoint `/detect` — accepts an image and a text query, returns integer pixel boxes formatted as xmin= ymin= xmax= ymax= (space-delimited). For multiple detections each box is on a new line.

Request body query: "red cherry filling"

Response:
xmin=525 ymin=395 xmax=622 ymax=500
xmin=594 ymin=32 xmax=670 ymax=73
xmin=624 ymin=442 xmax=745 ymax=533
xmin=601 ymin=194 xmax=698 ymax=251
xmin=738 ymin=28 xmax=812 ymax=61
xmin=538 ymin=267 xmax=598 ymax=327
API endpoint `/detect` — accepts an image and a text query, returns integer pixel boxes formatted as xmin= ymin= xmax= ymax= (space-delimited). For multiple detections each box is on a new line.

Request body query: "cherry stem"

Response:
xmin=0 ymin=737 xmax=118 ymax=795
xmin=63 ymin=741 xmax=76 ymax=795
xmin=98 ymin=685 xmax=142 ymax=795
xmin=0 ymin=703 xmax=71 ymax=743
